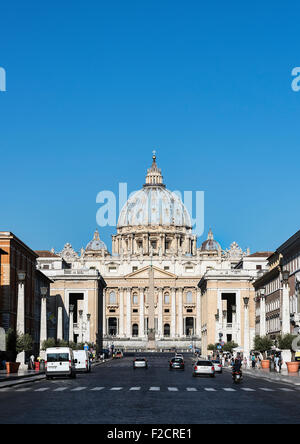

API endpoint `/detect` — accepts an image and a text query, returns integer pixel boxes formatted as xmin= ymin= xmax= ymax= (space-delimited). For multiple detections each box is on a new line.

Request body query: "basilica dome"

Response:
xmin=201 ymin=229 xmax=221 ymax=251
xmin=117 ymin=154 xmax=192 ymax=229
xmin=86 ymin=229 xmax=107 ymax=251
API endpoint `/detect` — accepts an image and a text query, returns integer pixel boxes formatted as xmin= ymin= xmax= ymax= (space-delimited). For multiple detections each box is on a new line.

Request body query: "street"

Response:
xmin=0 ymin=353 xmax=300 ymax=424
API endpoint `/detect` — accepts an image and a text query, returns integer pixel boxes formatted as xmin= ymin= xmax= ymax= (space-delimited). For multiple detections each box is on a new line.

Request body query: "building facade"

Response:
xmin=37 ymin=154 xmax=269 ymax=352
xmin=254 ymin=230 xmax=300 ymax=340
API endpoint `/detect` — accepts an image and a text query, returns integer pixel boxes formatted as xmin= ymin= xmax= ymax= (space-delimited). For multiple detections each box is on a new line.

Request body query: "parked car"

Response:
xmin=211 ymin=360 xmax=223 ymax=373
xmin=175 ymin=353 xmax=184 ymax=359
xmin=169 ymin=357 xmax=185 ymax=370
xmin=114 ymin=350 xmax=123 ymax=359
xmin=133 ymin=357 xmax=148 ymax=369
xmin=73 ymin=350 xmax=91 ymax=373
xmin=45 ymin=347 xmax=76 ymax=379
xmin=193 ymin=360 xmax=215 ymax=377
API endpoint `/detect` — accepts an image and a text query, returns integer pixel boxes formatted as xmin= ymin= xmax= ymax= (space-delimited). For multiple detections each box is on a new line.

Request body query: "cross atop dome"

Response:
xmin=144 ymin=151 xmax=165 ymax=187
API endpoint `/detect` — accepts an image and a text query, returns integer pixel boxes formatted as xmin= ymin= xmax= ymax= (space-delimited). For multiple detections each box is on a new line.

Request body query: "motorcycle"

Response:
xmin=232 ymin=370 xmax=243 ymax=384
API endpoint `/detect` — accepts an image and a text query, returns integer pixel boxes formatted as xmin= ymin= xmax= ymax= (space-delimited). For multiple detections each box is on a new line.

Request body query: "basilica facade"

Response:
xmin=37 ymin=154 xmax=270 ymax=354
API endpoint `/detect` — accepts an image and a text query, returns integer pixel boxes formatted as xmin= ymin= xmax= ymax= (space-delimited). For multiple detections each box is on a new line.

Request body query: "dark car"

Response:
xmin=169 ymin=357 xmax=185 ymax=370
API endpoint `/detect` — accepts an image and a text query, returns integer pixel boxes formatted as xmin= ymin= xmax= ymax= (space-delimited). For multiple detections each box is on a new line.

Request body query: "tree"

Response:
xmin=207 ymin=344 xmax=217 ymax=351
xmin=41 ymin=337 xmax=56 ymax=350
xmin=16 ymin=333 xmax=33 ymax=355
xmin=278 ymin=334 xmax=298 ymax=352
xmin=254 ymin=336 xmax=273 ymax=358
xmin=223 ymin=341 xmax=239 ymax=353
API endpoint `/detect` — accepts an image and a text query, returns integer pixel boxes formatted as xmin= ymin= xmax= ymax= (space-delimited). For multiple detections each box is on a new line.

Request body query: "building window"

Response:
xmin=132 ymin=293 xmax=138 ymax=305
xmin=164 ymin=293 xmax=170 ymax=304
xmin=108 ymin=318 xmax=117 ymax=336
xmin=256 ymin=265 xmax=262 ymax=270
xmin=109 ymin=291 xmax=117 ymax=304
xmin=109 ymin=266 xmax=117 ymax=273
xmin=186 ymin=291 xmax=193 ymax=304
xmin=185 ymin=267 xmax=194 ymax=273
xmin=164 ymin=324 xmax=170 ymax=337
xmin=164 ymin=266 xmax=170 ymax=271
xmin=164 ymin=309 xmax=170 ymax=313
xmin=132 ymin=266 xmax=138 ymax=272
xmin=133 ymin=309 xmax=138 ymax=313
xmin=132 ymin=324 xmax=139 ymax=337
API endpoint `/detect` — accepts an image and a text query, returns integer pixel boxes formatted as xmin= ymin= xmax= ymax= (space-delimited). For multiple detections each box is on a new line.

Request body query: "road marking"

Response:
xmin=15 ymin=388 xmax=31 ymax=392
xmin=71 ymin=387 xmax=87 ymax=392
xmin=186 ymin=388 xmax=197 ymax=391
xmin=129 ymin=387 xmax=141 ymax=391
xmin=204 ymin=388 xmax=217 ymax=392
xmin=168 ymin=387 xmax=178 ymax=391
xmin=260 ymin=388 xmax=274 ymax=392
xmin=223 ymin=388 xmax=236 ymax=392
xmin=54 ymin=387 xmax=67 ymax=392
xmin=35 ymin=388 xmax=50 ymax=392
xmin=110 ymin=387 xmax=123 ymax=391
xmin=279 ymin=388 xmax=294 ymax=392
xmin=241 ymin=388 xmax=255 ymax=392
xmin=90 ymin=387 xmax=105 ymax=391
xmin=149 ymin=387 xmax=160 ymax=391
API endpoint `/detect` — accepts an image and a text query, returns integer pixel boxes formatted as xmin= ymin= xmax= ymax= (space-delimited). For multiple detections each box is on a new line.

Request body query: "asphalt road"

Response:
xmin=0 ymin=352 xmax=300 ymax=424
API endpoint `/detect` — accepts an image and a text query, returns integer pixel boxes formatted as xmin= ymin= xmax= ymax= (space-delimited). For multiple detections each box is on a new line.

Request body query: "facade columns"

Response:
xmin=119 ymin=288 xmax=124 ymax=337
xmin=259 ymin=295 xmax=266 ymax=337
xmin=178 ymin=289 xmax=183 ymax=337
xmin=57 ymin=306 xmax=63 ymax=341
xmin=69 ymin=305 xmax=74 ymax=343
xmin=171 ymin=288 xmax=176 ymax=338
xmin=196 ymin=289 xmax=201 ymax=338
xmin=139 ymin=288 xmax=145 ymax=338
xmin=282 ymin=283 xmax=291 ymax=335
xmin=40 ymin=287 xmax=48 ymax=350
xmin=126 ymin=289 xmax=131 ymax=338
xmin=103 ymin=289 xmax=106 ymax=336
xmin=158 ymin=289 xmax=163 ymax=338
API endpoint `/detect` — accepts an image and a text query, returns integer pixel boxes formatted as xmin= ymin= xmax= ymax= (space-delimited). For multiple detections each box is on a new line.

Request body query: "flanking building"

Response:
xmin=254 ymin=230 xmax=300 ymax=340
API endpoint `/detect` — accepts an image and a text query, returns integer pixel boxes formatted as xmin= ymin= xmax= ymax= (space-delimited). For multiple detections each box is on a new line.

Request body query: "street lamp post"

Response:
xmin=259 ymin=288 xmax=266 ymax=337
xmin=16 ymin=271 xmax=26 ymax=366
xmin=86 ymin=314 xmax=91 ymax=343
xmin=79 ymin=310 xmax=83 ymax=343
xmin=282 ymin=269 xmax=290 ymax=335
xmin=243 ymin=297 xmax=250 ymax=362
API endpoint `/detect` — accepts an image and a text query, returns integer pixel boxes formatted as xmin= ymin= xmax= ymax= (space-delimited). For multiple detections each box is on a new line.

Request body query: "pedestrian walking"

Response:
xmin=251 ymin=354 xmax=256 ymax=369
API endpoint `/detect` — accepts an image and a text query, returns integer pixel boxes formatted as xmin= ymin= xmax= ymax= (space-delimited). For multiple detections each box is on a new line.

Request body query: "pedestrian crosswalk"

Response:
xmin=1 ymin=385 xmax=298 ymax=394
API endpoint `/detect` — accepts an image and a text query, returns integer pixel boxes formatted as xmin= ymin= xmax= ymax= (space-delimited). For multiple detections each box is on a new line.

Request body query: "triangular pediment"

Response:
xmin=125 ymin=265 xmax=177 ymax=279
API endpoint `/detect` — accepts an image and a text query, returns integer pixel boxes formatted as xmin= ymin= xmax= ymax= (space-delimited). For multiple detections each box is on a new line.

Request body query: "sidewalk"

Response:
xmin=0 ymin=358 xmax=112 ymax=389
xmin=225 ymin=366 xmax=300 ymax=387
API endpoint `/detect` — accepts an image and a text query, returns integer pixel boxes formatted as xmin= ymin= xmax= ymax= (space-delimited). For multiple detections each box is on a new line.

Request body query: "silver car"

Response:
xmin=133 ymin=357 xmax=148 ymax=369
xmin=193 ymin=360 xmax=215 ymax=377
xmin=211 ymin=360 xmax=223 ymax=373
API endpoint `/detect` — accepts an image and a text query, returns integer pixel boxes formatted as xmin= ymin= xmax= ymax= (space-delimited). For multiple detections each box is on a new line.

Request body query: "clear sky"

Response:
xmin=0 ymin=1 xmax=299 ymax=254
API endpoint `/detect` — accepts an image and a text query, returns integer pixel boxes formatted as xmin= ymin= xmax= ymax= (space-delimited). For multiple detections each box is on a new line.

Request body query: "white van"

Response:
xmin=45 ymin=347 xmax=76 ymax=379
xmin=73 ymin=350 xmax=91 ymax=373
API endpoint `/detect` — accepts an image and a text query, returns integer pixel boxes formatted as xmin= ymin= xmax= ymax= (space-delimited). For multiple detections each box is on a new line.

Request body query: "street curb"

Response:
xmin=224 ymin=367 xmax=300 ymax=388
xmin=0 ymin=358 xmax=113 ymax=389
xmin=0 ymin=374 xmax=45 ymax=389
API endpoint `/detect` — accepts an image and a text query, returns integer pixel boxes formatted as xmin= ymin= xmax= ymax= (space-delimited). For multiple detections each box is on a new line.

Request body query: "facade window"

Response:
xmin=186 ymin=291 xmax=193 ymax=303
xmin=108 ymin=317 xmax=117 ymax=336
xmin=164 ymin=323 xmax=170 ymax=337
xmin=256 ymin=265 xmax=262 ymax=270
xmin=164 ymin=293 xmax=170 ymax=304
xmin=185 ymin=267 xmax=193 ymax=273
xmin=109 ymin=291 xmax=117 ymax=304
xmin=132 ymin=324 xmax=139 ymax=337
xmin=132 ymin=266 xmax=138 ymax=272
xmin=132 ymin=293 xmax=138 ymax=305
xmin=164 ymin=266 xmax=170 ymax=271
xmin=109 ymin=267 xmax=117 ymax=273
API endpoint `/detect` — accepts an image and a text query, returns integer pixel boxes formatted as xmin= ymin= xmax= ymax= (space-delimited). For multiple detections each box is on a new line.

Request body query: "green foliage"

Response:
xmin=41 ymin=338 xmax=56 ymax=350
xmin=254 ymin=336 xmax=273 ymax=353
xmin=278 ymin=334 xmax=297 ymax=351
xmin=16 ymin=333 xmax=33 ymax=354
xmin=223 ymin=341 xmax=239 ymax=353
xmin=207 ymin=344 xmax=217 ymax=351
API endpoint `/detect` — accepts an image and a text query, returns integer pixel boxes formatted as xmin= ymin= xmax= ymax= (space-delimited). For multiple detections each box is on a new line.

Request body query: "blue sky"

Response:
xmin=0 ymin=1 xmax=299 ymax=254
